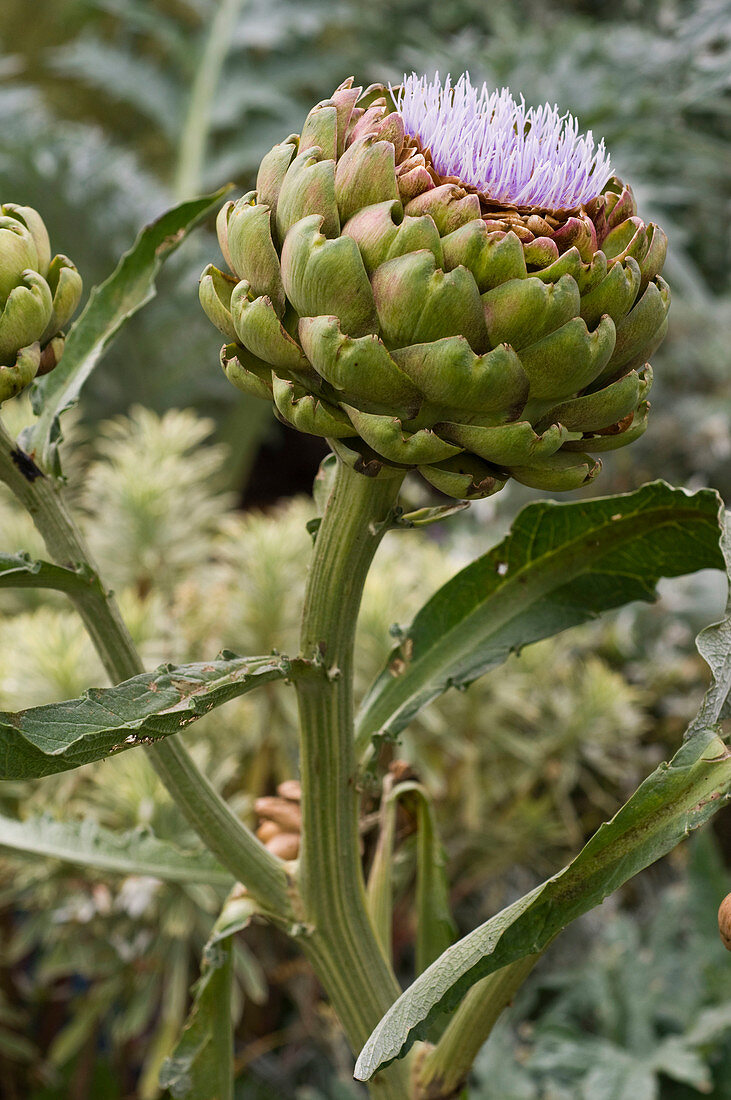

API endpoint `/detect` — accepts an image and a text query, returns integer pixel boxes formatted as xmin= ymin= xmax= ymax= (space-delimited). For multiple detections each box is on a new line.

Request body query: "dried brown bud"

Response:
xmin=719 ymin=893 xmax=731 ymax=951
xmin=388 ymin=759 xmax=418 ymax=785
xmin=254 ymin=795 xmax=302 ymax=833
xmin=277 ymin=779 xmax=302 ymax=802
xmin=256 ymin=820 xmax=280 ymax=844
xmin=266 ymin=833 xmax=300 ymax=860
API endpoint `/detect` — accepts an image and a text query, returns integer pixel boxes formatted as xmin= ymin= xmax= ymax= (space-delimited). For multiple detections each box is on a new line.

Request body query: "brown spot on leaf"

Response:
xmin=156 ymin=229 xmax=185 ymax=254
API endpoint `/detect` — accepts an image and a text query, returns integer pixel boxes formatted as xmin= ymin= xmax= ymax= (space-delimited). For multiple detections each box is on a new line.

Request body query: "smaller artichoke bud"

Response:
xmin=0 ymin=203 xmax=82 ymax=405
xmin=720 ymin=893 xmax=731 ymax=951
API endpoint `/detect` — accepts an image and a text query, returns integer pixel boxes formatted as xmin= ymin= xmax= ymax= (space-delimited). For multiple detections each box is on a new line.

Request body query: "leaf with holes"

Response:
xmin=0 ymin=653 xmax=290 ymax=779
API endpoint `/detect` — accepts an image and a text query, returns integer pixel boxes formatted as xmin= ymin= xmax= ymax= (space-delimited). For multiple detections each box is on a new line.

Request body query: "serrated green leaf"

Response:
xmin=21 ymin=187 xmax=231 ymax=475
xmin=158 ymin=940 xmax=232 ymax=1100
xmin=0 ymin=813 xmax=233 ymax=887
xmin=357 ymin=482 xmax=724 ymax=749
xmin=0 ymin=653 xmax=289 ymax=779
xmin=0 ymin=551 xmax=98 ymax=594
xmin=355 ymin=728 xmax=731 ymax=1079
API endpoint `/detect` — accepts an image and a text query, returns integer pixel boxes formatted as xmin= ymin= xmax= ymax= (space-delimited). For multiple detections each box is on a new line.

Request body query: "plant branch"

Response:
xmin=0 ymin=418 xmax=293 ymax=923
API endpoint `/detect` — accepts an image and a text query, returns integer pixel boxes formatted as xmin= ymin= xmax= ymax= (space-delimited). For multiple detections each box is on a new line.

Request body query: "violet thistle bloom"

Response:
xmin=200 ymin=75 xmax=669 ymax=500
xmin=394 ymin=73 xmax=612 ymax=211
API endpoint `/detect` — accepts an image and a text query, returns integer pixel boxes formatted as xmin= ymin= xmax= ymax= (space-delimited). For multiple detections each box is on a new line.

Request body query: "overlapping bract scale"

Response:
xmin=199 ymin=78 xmax=669 ymax=499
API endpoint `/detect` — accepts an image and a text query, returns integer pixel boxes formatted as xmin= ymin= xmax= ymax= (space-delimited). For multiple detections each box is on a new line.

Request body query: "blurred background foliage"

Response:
xmin=0 ymin=0 xmax=730 ymax=1096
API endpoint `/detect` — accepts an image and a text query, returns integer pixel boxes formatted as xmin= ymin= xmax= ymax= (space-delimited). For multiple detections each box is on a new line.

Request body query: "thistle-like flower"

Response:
xmin=201 ymin=74 xmax=669 ymax=499
xmin=394 ymin=73 xmax=612 ymax=211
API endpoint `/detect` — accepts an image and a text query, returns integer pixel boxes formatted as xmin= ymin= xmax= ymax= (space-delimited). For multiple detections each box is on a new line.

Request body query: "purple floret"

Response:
xmin=394 ymin=73 xmax=612 ymax=211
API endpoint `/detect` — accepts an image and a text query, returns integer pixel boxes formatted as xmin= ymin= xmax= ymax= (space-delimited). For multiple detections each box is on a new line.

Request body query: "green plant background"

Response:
xmin=0 ymin=0 xmax=729 ymax=1096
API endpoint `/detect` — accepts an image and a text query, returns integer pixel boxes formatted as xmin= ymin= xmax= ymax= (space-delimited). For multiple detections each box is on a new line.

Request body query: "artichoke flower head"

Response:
xmin=0 ymin=204 xmax=82 ymax=405
xmin=201 ymin=73 xmax=669 ymax=499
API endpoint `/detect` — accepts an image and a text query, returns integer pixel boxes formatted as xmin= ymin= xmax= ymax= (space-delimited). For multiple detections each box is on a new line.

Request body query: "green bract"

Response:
xmin=200 ymin=79 xmax=669 ymax=499
xmin=0 ymin=204 xmax=82 ymax=405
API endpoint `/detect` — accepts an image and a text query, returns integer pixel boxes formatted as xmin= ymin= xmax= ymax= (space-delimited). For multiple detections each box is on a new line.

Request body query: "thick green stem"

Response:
xmin=0 ymin=422 xmax=292 ymax=923
xmin=416 ymin=955 xmax=541 ymax=1098
xmin=294 ymin=458 xmax=411 ymax=1098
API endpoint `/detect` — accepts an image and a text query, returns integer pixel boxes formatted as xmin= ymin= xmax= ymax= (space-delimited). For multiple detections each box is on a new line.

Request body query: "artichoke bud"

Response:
xmin=0 ymin=203 xmax=82 ymax=403
xmin=202 ymin=73 xmax=669 ymax=499
xmin=37 ymin=334 xmax=66 ymax=377
xmin=720 ymin=894 xmax=731 ymax=951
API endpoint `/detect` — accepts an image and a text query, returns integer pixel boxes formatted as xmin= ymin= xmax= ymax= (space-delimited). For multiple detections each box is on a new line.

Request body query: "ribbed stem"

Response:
xmin=416 ymin=955 xmax=541 ymax=1098
xmin=294 ymin=457 xmax=411 ymax=1099
xmin=0 ymin=422 xmax=292 ymax=923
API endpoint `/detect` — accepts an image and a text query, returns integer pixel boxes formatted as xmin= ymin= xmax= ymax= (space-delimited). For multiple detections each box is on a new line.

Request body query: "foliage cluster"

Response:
xmin=0 ymin=404 xmax=727 ymax=1097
